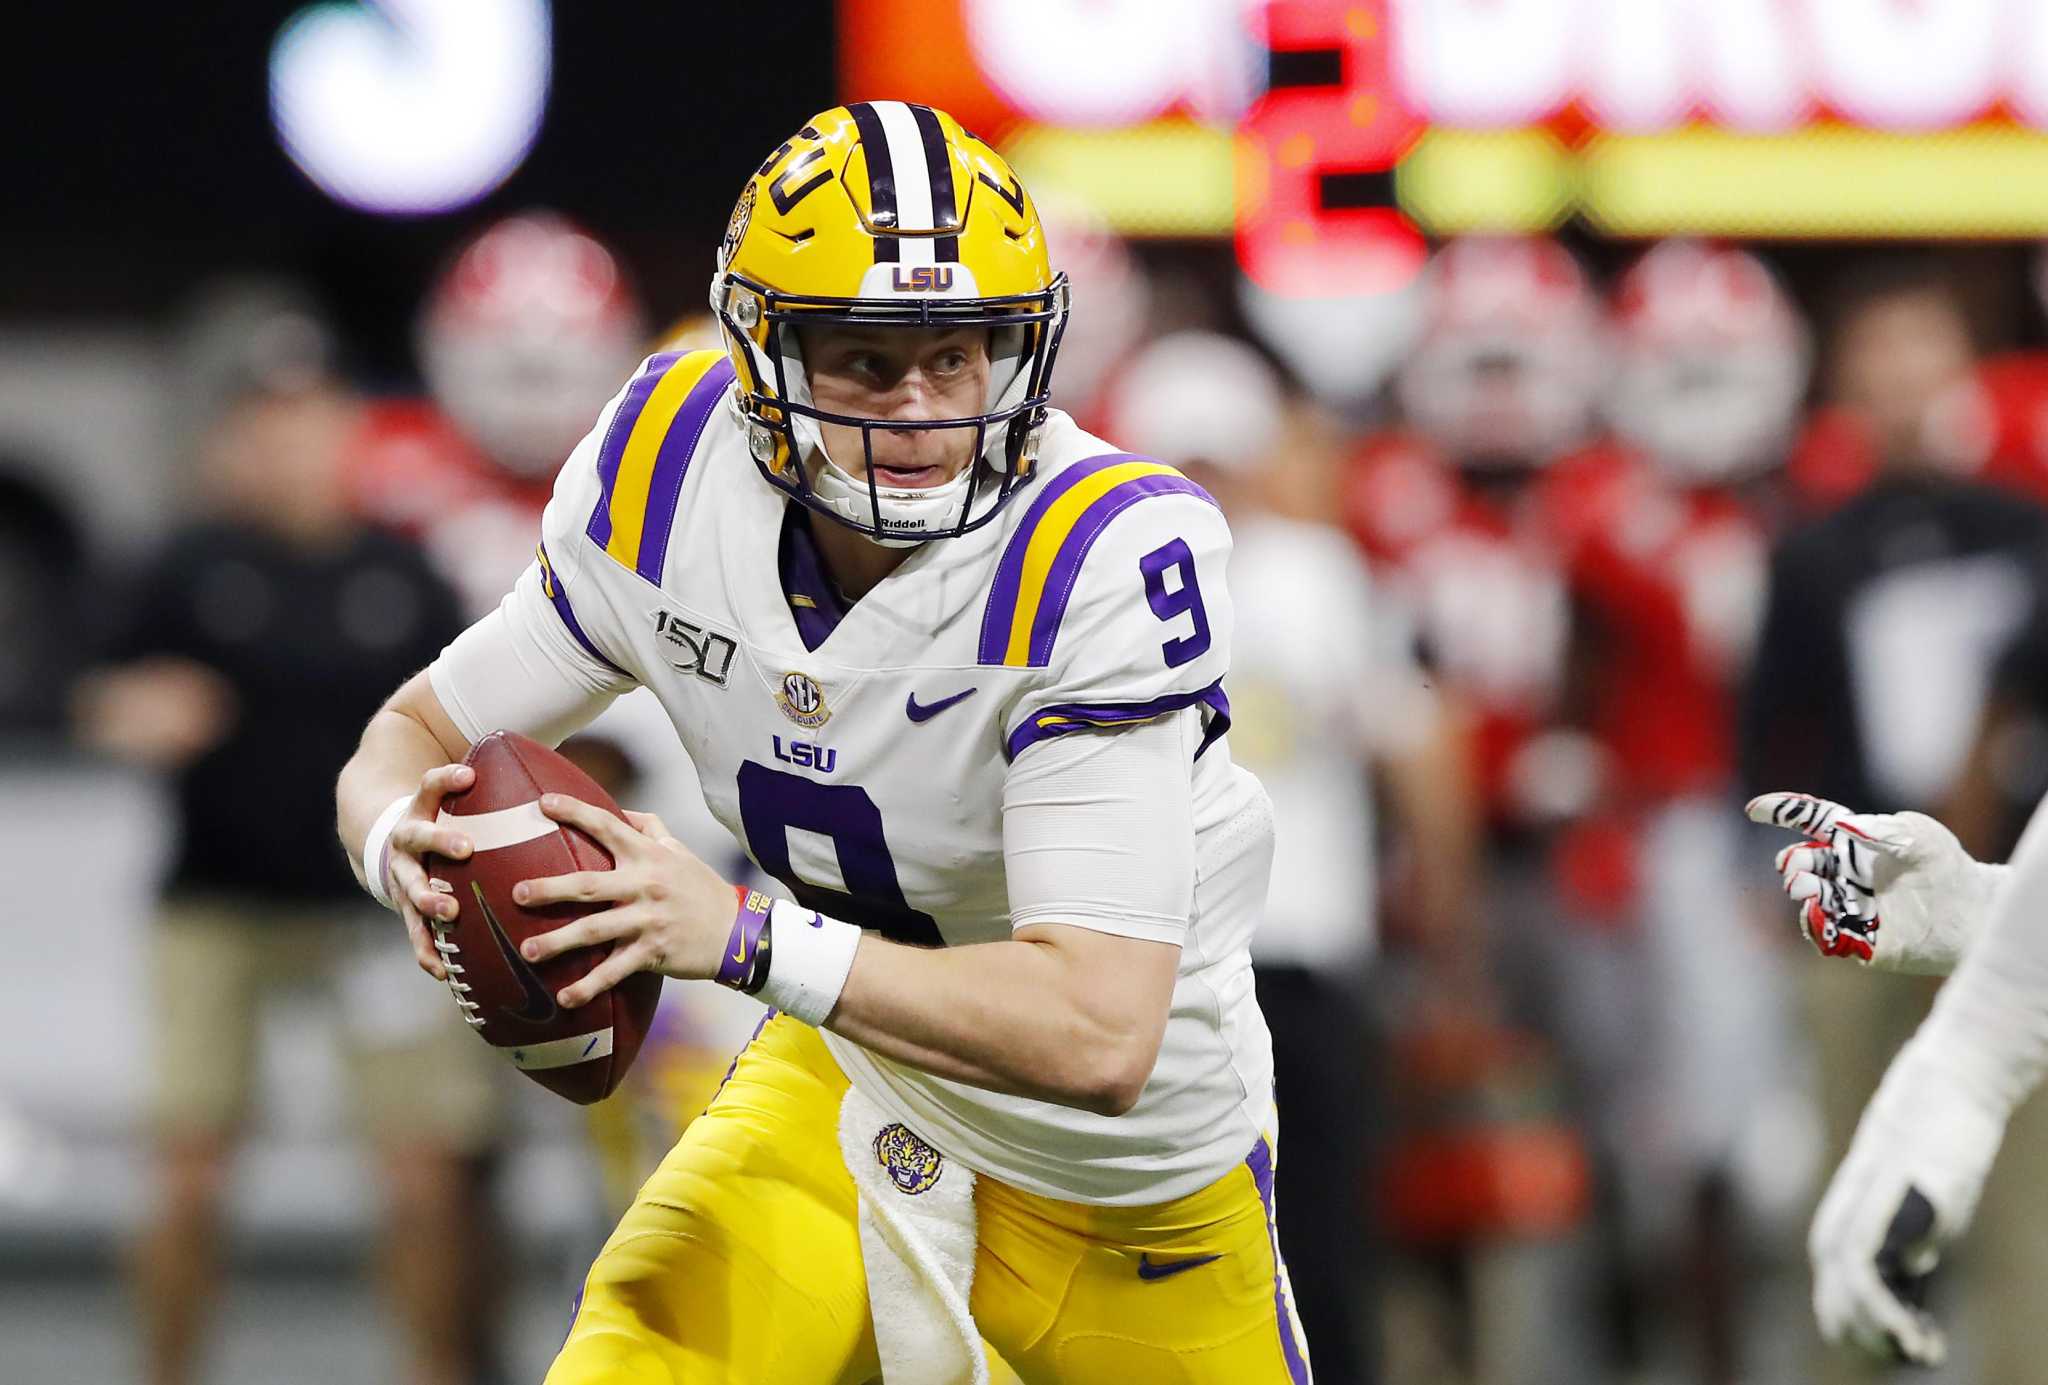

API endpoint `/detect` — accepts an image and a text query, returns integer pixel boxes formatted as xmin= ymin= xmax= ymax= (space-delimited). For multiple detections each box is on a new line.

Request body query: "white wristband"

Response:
xmin=758 ymin=899 xmax=863 ymax=1027
xmin=361 ymin=794 xmax=414 ymax=911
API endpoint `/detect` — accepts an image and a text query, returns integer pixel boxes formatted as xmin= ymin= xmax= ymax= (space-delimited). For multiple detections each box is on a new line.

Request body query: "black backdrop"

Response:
xmin=6 ymin=1 xmax=839 ymax=376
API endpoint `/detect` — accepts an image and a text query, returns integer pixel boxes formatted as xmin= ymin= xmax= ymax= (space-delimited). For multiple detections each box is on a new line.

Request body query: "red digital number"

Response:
xmin=1235 ymin=1 xmax=1427 ymax=297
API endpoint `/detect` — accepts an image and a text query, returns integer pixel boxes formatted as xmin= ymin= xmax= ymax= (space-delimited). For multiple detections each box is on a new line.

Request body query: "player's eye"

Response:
xmin=930 ymin=349 xmax=968 ymax=376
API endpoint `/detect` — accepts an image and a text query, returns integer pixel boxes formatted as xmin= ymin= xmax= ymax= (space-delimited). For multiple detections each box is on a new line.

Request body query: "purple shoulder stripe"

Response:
xmin=979 ymin=454 xmax=1135 ymax=663
xmin=1003 ymin=679 xmax=1230 ymax=761
xmin=635 ymin=356 xmax=736 ymax=583
xmin=1023 ymin=471 xmax=1214 ymax=668
xmin=537 ymin=543 xmax=629 ymax=679
xmin=977 ymin=453 xmax=1218 ymax=667
xmin=585 ymin=351 xmax=685 ymax=549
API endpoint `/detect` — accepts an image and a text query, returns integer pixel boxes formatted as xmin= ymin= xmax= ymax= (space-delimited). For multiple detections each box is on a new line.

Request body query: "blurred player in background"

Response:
xmin=1741 ymin=255 xmax=2048 ymax=1384
xmin=350 ymin=211 xmax=648 ymax=618
xmin=1111 ymin=329 xmax=1481 ymax=1383
xmin=1342 ymin=236 xmax=1622 ymax=1381
xmin=1546 ymin=240 xmax=1817 ymax=1384
xmin=73 ymin=288 xmax=502 ymax=1385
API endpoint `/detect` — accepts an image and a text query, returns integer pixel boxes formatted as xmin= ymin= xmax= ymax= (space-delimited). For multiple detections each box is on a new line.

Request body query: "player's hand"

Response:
xmin=516 ymin=796 xmax=735 ymax=1006
xmin=382 ymin=763 xmax=478 ymax=981
xmin=1745 ymin=792 xmax=2001 ymax=975
xmin=72 ymin=656 xmax=238 ymax=769
xmin=1809 ymin=1038 xmax=2008 ymax=1366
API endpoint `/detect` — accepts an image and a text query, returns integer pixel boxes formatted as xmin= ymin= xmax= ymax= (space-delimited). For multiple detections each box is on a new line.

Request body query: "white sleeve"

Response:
xmin=428 ymin=570 xmax=636 ymax=749
xmin=1002 ymin=707 xmax=1196 ymax=946
xmin=427 ymin=352 xmax=685 ymax=747
xmin=1911 ymin=795 xmax=2048 ymax=1118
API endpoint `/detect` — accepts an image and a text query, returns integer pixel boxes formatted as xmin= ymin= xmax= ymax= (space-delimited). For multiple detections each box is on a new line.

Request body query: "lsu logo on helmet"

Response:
xmin=709 ymin=102 xmax=1069 ymax=544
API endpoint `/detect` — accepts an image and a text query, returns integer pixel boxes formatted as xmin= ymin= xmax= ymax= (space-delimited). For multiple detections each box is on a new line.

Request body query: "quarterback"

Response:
xmin=1749 ymin=787 xmax=2048 ymax=1367
xmin=336 ymin=103 xmax=1309 ymax=1382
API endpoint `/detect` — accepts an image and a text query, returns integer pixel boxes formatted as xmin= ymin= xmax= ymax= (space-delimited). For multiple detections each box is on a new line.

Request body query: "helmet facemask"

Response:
xmin=714 ymin=273 xmax=1069 ymax=546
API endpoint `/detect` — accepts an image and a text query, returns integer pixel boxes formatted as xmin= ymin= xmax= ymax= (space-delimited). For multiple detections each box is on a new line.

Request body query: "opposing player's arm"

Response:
xmin=1745 ymin=791 xmax=2008 ymax=973
xmin=1802 ymin=791 xmax=2048 ymax=1365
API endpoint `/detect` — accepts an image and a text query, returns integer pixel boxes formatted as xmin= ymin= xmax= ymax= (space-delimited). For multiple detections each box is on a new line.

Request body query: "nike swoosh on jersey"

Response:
xmin=472 ymin=881 xmax=559 ymax=1024
xmin=1135 ymin=1253 xmax=1223 ymax=1281
xmin=905 ymin=687 xmax=978 ymax=722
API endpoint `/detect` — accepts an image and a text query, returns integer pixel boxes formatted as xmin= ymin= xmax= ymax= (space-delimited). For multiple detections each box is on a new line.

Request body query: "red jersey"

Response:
xmin=346 ymin=399 xmax=556 ymax=620
xmin=1537 ymin=444 xmax=1771 ymax=804
xmin=1341 ymin=433 xmax=1571 ymax=825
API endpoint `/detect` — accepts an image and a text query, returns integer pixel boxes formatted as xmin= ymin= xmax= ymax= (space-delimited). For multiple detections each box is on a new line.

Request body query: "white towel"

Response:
xmin=836 ymin=1083 xmax=989 ymax=1385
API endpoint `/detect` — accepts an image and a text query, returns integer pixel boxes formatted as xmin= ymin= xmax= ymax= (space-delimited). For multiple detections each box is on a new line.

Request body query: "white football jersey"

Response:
xmin=449 ymin=349 xmax=1276 ymax=1204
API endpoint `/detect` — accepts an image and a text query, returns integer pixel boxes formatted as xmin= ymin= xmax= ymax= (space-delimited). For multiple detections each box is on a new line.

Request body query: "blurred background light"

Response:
xmin=269 ymin=0 xmax=551 ymax=216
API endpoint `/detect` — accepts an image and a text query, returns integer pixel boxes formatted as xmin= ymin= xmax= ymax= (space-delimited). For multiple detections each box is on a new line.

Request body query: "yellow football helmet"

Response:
xmin=710 ymin=101 xmax=1069 ymax=543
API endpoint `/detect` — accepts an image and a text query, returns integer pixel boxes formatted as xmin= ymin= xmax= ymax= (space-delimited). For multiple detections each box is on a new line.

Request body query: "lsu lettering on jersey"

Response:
xmin=438 ymin=349 xmax=1277 ymax=1204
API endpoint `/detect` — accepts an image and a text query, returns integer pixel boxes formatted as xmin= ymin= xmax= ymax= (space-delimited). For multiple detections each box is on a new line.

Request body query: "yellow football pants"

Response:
xmin=547 ymin=1013 xmax=1312 ymax=1384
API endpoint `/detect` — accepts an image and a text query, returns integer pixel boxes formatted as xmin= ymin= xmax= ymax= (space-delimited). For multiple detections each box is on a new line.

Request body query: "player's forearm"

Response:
xmin=825 ymin=932 xmax=1173 ymax=1117
xmin=335 ymin=674 xmax=472 ymax=881
xmin=1915 ymin=806 xmax=2048 ymax=1112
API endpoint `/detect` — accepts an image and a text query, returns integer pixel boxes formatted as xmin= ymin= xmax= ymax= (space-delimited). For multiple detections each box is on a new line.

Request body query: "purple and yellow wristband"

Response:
xmin=718 ymin=886 xmax=774 ymax=994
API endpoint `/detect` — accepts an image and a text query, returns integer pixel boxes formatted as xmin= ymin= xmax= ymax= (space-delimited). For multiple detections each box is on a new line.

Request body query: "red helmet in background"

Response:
xmin=418 ymin=212 xmax=647 ymax=479
xmin=1606 ymin=240 xmax=1810 ymax=485
xmin=1396 ymin=236 xmax=1604 ymax=468
xmin=1034 ymin=193 xmax=1150 ymax=426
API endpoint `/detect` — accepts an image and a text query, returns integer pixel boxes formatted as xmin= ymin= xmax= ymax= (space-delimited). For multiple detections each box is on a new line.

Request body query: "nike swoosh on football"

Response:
xmin=472 ymin=881 xmax=559 ymax=1024
xmin=1136 ymin=1253 xmax=1223 ymax=1281
xmin=905 ymin=687 xmax=978 ymax=723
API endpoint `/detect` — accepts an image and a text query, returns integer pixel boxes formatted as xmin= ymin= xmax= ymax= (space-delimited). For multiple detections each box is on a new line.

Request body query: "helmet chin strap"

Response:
xmin=805 ymin=444 xmax=979 ymax=549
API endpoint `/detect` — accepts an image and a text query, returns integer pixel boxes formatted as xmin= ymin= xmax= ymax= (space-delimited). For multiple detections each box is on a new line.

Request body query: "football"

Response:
xmin=422 ymin=730 xmax=661 ymax=1104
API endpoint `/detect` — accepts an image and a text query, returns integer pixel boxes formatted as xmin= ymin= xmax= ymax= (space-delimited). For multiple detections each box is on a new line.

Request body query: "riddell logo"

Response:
xmin=891 ymin=266 xmax=954 ymax=292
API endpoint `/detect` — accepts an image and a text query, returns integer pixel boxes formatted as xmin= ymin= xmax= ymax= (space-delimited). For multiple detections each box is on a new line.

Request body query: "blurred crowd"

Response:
xmin=12 ymin=209 xmax=2048 ymax=1385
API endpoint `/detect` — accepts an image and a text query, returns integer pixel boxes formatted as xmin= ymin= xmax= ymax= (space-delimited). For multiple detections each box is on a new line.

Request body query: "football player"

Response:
xmin=1551 ymin=240 xmax=1814 ymax=1380
xmin=336 ymin=104 xmax=1308 ymax=1382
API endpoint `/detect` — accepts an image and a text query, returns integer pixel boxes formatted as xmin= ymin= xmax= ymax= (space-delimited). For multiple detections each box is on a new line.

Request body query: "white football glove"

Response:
xmin=1745 ymin=792 xmax=2008 ymax=975
xmin=1809 ymin=1037 xmax=2009 ymax=1366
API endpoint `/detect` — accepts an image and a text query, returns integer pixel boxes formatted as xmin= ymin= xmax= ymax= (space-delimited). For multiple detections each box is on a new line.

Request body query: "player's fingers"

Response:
xmin=622 ymin=809 xmax=673 ymax=841
xmin=1776 ymin=840 xmax=1827 ymax=877
xmin=522 ymin=906 xmax=642 ymax=964
xmin=1779 ymin=842 xmax=1836 ymax=882
xmin=539 ymin=793 xmax=636 ymax=852
xmin=1833 ymin=812 xmax=1915 ymax=859
xmin=1747 ymin=791 xmax=1850 ymax=838
xmin=392 ymin=854 xmax=459 ymax=923
xmin=411 ymin=762 xmax=475 ymax=811
xmin=1843 ymin=1262 xmax=1946 ymax=1367
xmin=397 ymin=901 xmax=448 ymax=980
xmin=556 ymin=938 xmax=651 ymax=1009
xmin=515 ymin=868 xmax=624 ymax=908
xmin=389 ymin=816 xmax=473 ymax=863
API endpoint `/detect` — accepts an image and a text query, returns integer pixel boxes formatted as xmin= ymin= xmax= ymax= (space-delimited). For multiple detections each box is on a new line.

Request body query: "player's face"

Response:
xmin=800 ymin=325 xmax=992 ymax=488
xmin=1832 ymin=290 xmax=1975 ymax=463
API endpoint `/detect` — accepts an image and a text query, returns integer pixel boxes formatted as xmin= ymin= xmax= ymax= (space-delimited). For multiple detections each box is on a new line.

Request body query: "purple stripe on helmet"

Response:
xmin=1003 ymin=677 xmax=1228 ymax=761
xmin=538 ymin=544 xmax=629 ymax=678
xmin=1247 ymin=1137 xmax=1313 ymax=1385
xmin=635 ymin=356 xmax=735 ymax=584
xmin=1024 ymin=472 xmax=1217 ymax=667
xmin=978 ymin=453 xmax=1150 ymax=665
xmin=585 ymin=351 xmax=684 ymax=549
